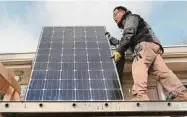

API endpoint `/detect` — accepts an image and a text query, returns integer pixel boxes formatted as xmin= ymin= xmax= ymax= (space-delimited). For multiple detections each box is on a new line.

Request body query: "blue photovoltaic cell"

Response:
xmin=25 ymin=26 xmax=124 ymax=101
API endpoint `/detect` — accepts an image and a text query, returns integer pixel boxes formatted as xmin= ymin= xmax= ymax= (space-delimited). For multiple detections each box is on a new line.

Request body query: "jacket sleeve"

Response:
xmin=116 ymin=15 xmax=139 ymax=53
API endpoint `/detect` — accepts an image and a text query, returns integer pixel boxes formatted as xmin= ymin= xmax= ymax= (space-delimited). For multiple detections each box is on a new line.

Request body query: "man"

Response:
xmin=105 ymin=6 xmax=187 ymax=100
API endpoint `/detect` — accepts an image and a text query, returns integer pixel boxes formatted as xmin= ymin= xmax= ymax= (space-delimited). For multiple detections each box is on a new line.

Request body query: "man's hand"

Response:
xmin=112 ymin=51 xmax=121 ymax=62
xmin=105 ymin=31 xmax=111 ymax=40
xmin=105 ymin=31 xmax=120 ymax=46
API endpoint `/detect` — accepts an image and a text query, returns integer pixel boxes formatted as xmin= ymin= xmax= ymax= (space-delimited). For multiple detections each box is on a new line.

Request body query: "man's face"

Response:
xmin=113 ymin=9 xmax=125 ymax=24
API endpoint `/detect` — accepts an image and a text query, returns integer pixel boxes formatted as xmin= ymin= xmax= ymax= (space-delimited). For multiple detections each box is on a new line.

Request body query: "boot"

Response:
xmin=173 ymin=90 xmax=187 ymax=100
xmin=131 ymin=93 xmax=149 ymax=101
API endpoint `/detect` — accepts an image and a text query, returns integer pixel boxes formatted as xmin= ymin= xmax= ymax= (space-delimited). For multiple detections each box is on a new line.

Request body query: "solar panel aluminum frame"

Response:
xmin=25 ymin=26 xmax=124 ymax=101
xmin=1 ymin=101 xmax=187 ymax=116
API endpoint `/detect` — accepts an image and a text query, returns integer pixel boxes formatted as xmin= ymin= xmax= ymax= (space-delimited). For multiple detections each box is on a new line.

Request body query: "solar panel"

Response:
xmin=25 ymin=26 xmax=124 ymax=101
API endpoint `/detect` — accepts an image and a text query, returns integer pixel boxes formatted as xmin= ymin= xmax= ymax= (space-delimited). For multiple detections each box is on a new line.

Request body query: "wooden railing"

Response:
xmin=0 ymin=62 xmax=20 ymax=101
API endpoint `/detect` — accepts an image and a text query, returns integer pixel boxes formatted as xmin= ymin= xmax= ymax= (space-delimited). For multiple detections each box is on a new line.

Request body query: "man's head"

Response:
xmin=113 ymin=6 xmax=127 ymax=24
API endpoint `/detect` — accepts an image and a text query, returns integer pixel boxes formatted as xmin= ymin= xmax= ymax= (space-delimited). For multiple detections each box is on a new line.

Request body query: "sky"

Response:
xmin=0 ymin=1 xmax=187 ymax=53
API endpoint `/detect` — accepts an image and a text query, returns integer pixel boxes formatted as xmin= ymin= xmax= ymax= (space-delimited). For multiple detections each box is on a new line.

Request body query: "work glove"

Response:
xmin=105 ymin=31 xmax=119 ymax=46
xmin=112 ymin=51 xmax=121 ymax=62
xmin=105 ymin=31 xmax=112 ymax=40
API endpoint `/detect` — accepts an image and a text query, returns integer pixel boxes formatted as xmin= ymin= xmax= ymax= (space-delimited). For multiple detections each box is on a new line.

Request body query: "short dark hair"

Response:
xmin=113 ymin=6 xmax=127 ymax=12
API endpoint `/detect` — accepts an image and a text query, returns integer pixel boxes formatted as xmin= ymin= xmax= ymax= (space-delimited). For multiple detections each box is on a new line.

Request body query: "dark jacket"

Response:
xmin=110 ymin=13 xmax=164 ymax=55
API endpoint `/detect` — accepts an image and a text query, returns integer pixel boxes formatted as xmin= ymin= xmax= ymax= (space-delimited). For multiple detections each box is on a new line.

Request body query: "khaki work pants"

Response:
xmin=132 ymin=42 xmax=186 ymax=96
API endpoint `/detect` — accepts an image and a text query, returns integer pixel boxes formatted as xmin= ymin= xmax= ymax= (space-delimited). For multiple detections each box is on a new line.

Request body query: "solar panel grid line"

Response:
xmin=84 ymin=26 xmax=93 ymax=101
xmin=26 ymin=88 xmax=121 ymax=91
xmin=58 ymin=28 xmax=64 ymax=101
xmin=87 ymin=26 xmax=111 ymax=100
xmin=25 ymin=26 xmax=124 ymax=101
xmin=26 ymin=26 xmax=62 ymax=100
xmin=27 ymin=79 xmax=121 ymax=90
xmin=93 ymin=27 xmax=109 ymax=101
xmin=85 ymin=27 xmax=95 ymax=100
xmin=79 ymin=26 xmax=89 ymax=100
xmin=61 ymin=27 xmax=74 ymax=100
xmin=55 ymin=28 xmax=68 ymax=100
xmin=73 ymin=27 xmax=77 ymax=101
xmin=39 ymin=28 xmax=61 ymax=100
xmin=92 ymin=28 xmax=107 ymax=100
xmin=41 ymin=27 xmax=54 ymax=101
